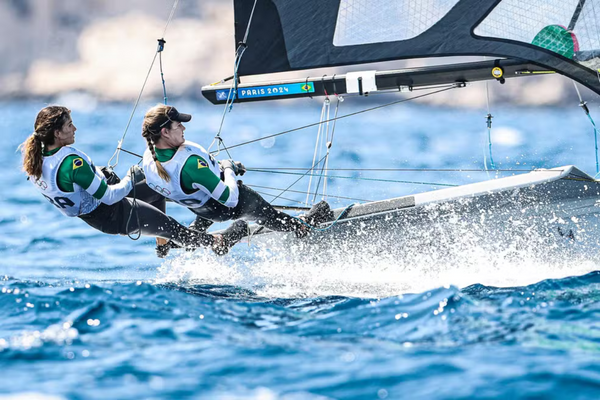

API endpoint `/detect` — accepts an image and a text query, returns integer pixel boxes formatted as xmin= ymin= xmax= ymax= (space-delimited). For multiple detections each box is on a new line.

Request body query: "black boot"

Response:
xmin=212 ymin=220 xmax=249 ymax=256
xmin=295 ymin=201 xmax=333 ymax=238
xmin=155 ymin=239 xmax=183 ymax=258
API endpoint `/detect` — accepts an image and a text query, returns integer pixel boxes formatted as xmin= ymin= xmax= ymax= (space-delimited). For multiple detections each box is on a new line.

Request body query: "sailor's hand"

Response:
xmin=234 ymin=161 xmax=246 ymax=176
xmin=128 ymin=165 xmax=146 ymax=184
xmin=99 ymin=166 xmax=121 ymax=185
xmin=220 ymin=159 xmax=245 ymax=176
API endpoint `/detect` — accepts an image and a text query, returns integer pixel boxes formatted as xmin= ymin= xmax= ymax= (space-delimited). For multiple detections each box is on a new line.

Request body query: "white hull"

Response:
xmin=242 ymin=166 xmax=600 ymax=258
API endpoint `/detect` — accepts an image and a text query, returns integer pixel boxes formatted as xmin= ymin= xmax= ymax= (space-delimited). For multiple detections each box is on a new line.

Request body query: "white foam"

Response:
xmin=155 ymin=205 xmax=600 ymax=298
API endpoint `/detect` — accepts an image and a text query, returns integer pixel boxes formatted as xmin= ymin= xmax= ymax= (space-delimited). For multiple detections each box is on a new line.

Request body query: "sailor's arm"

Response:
xmin=64 ymin=156 xmax=133 ymax=205
xmin=182 ymin=156 xmax=239 ymax=207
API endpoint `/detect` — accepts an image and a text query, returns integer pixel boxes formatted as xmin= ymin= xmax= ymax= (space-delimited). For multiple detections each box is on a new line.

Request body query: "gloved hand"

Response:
xmin=128 ymin=165 xmax=146 ymax=184
xmin=220 ymin=159 xmax=246 ymax=176
xmin=99 ymin=166 xmax=121 ymax=185
xmin=234 ymin=161 xmax=246 ymax=176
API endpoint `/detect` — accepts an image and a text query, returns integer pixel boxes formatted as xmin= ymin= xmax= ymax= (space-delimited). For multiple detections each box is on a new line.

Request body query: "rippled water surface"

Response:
xmin=1 ymin=97 xmax=600 ymax=399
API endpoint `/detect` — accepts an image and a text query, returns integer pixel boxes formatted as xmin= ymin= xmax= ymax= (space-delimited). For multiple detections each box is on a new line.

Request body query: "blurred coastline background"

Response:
xmin=0 ymin=0 xmax=596 ymax=107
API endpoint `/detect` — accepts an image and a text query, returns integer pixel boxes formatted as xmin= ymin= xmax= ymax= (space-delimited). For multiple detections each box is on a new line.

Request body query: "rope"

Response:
xmin=217 ymin=85 xmax=461 ymax=152
xmin=125 ymin=168 xmax=142 ymax=240
xmin=250 ymin=169 xmax=458 ymax=187
xmin=107 ymin=0 xmax=180 ymax=168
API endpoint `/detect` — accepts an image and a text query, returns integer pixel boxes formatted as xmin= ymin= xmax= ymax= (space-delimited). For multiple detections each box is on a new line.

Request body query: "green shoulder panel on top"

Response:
xmin=181 ymin=155 xmax=229 ymax=203
xmin=57 ymin=155 xmax=106 ymax=199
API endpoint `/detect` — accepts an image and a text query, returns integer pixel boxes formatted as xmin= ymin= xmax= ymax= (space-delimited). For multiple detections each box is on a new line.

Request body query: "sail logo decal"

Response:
xmin=216 ymin=83 xmax=315 ymax=101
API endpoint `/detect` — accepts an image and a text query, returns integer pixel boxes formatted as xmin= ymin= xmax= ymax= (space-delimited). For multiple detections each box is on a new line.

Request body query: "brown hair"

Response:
xmin=21 ymin=106 xmax=71 ymax=179
xmin=141 ymin=104 xmax=171 ymax=182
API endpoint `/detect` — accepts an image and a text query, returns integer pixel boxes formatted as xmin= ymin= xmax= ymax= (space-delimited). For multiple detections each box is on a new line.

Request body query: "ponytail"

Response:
xmin=21 ymin=134 xmax=44 ymax=179
xmin=21 ymin=106 xmax=71 ymax=179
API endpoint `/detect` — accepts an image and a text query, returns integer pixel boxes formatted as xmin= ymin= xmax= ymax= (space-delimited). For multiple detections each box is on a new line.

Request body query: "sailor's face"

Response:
xmin=55 ymin=117 xmax=76 ymax=146
xmin=162 ymin=121 xmax=186 ymax=147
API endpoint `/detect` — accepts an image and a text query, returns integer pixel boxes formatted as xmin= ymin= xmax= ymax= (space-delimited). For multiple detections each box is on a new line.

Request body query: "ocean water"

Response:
xmin=2 ymin=96 xmax=600 ymax=399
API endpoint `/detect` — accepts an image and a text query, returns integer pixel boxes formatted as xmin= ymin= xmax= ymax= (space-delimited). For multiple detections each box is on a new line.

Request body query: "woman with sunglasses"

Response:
xmin=21 ymin=106 xmax=243 ymax=256
xmin=140 ymin=104 xmax=333 ymax=254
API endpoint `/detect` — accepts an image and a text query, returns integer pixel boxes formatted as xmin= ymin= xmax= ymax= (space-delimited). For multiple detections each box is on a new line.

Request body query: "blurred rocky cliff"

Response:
xmin=0 ymin=0 xmax=594 ymax=106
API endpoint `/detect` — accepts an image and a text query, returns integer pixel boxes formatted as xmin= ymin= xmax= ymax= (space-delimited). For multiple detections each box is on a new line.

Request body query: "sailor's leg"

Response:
xmin=187 ymin=199 xmax=236 ymax=223
xmin=189 ymin=213 xmax=214 ymax=232
xmin=234 ymin=184 xmax=304 ymax=232
xmin=79 ymin=199 xmax=214 ymax=248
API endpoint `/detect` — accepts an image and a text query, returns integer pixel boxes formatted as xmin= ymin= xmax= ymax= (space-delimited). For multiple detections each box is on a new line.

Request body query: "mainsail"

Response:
xmin=232 ymin=0 xmax=600 ymax=94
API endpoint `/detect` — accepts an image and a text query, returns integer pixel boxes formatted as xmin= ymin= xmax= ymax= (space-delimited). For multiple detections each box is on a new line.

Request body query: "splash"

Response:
xmin=156 ymin=196 xmax=600 ymax=298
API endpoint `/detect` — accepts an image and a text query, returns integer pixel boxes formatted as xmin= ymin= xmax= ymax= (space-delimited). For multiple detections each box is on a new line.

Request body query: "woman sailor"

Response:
xmin=140 ymin=104 xmax=332 ymax=253
xmin=21 ymin=105 xmax=242 ymax=256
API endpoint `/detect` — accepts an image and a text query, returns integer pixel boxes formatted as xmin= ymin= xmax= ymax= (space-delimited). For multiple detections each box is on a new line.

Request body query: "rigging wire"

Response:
xmin=253 ymin=190 xmax=315 ymax=207
xmin=107 ymin=0 xmax=180 ymax=168
xmin=250 ymin=169 xmax=459 ymax=187
xmin=158 ymin=39 xmax=168 ymax=105
xmin=209 ymin=0 xmax=259 ymax=157
xmin=572 ymin=81 xmax=600 ymax=176
xmin=314 ymin=94 xmax=341 ymax=202
xmin=484 ymin=67 xmax=496 ymax=172
xmin=306 ymin=96 xmax=330 ymax=204
xmin=247 ymin=167 xmax=541 ymax=172
xmin=105 ymin=0 xmax=179 ymax=244
xmin=268 ymin=154 xmax=330 ymax=204
xmin=247 ymin=184 xmax=372 ymax=203
xmin=220 ymin=85 xmax=461 ymax=152
xmin=114 ymin=85 xmax=461 ymax=162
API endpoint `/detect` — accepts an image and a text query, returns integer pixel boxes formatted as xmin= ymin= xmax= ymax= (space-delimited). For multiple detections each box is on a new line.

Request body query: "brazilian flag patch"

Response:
xmin=197 ymin=158 xmax=208 ymax=169
xmin=73 ymin=158 xmax=84 ymax=170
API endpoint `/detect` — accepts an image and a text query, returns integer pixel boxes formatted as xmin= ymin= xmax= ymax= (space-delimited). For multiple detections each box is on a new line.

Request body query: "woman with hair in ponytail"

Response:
xmin=21 ymin=105 xmax=243 ymax=257
xmin=140 ymin=104 xmax=333 ymax=255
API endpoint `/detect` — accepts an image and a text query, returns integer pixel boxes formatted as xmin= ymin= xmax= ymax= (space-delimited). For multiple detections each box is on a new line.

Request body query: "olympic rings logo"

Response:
xmin=35 ymin=180 xmax=48 ymax=190
xmin=148 ymin=182 xmax=172 ymax=196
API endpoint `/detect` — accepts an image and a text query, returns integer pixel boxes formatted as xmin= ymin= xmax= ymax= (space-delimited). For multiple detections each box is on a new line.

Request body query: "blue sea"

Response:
xmin=2 ymin=95 xmax=600 ymax=399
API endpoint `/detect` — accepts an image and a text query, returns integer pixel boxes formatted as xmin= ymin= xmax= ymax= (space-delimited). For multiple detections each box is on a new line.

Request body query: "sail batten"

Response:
xmin=233 ymin=0 xmax=600 ymax=94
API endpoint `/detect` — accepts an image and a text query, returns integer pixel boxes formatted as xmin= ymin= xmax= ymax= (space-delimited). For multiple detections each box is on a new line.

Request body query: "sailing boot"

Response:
xmin=295 ymin=200 xmax=334 ymax=238
xmin=212 ymin=220 xmax=249 ymax=256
